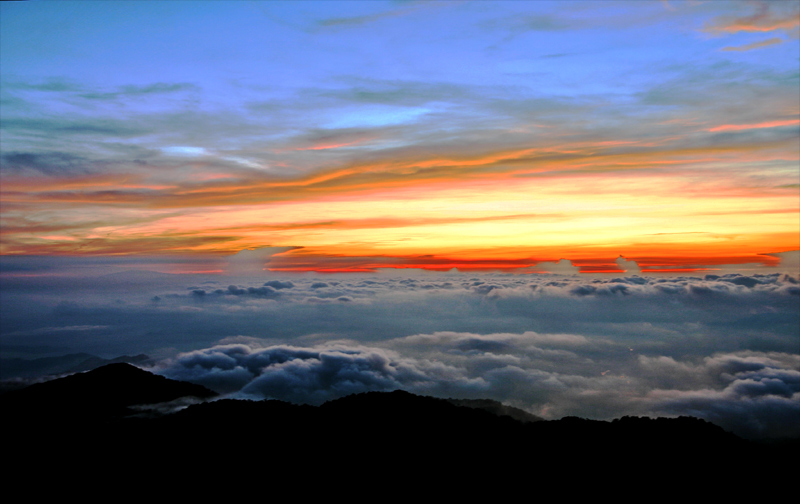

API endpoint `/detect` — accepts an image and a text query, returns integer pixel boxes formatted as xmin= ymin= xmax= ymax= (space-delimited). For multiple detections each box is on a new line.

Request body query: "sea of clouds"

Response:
xmin=2 ymin=264 xmax=798 ymax=439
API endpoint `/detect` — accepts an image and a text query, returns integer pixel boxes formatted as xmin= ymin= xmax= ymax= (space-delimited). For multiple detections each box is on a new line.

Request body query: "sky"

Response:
xmin=1 ymin=1 xmax=798 ymax=439
xmin=2 ymin=0 xmax=798 ymax=273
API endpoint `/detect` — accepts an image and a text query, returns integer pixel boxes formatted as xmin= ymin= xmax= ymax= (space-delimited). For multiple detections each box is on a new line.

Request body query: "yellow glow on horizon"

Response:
xmin=18 ymin=169 xmax=791 ymax=261
xmin=2 ymin=129 xmax=797 ymax=272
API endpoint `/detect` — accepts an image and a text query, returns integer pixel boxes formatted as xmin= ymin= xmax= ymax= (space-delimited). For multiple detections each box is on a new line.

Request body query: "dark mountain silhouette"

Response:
xmin=0 ymin=352 xmax=151 ymax=383
xmin=2 ymin=362 xmax=216 ymax=421
xmin=2 ymin=363 xmax=794 ymax=496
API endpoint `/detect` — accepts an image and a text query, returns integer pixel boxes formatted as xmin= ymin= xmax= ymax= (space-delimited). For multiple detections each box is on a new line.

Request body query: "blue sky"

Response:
xmin=4 ymin=1 xmax=796 ymax=159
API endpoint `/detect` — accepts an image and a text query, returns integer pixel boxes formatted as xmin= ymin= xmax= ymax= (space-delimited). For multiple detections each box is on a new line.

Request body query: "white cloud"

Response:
xmin=153 ymin=334 xmax=800 ymax=439
xmin=161 ymin=146 xmax=209 ymax=156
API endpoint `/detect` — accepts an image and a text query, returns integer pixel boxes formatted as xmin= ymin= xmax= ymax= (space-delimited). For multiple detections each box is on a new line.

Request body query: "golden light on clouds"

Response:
xmin=1 ymin=1 xmax=798 ymax=274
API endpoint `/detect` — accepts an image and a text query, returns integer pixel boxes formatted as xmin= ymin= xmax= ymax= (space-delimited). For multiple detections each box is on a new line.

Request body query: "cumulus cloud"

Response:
xmin=223 ymin=247 xmax=298 ymax=276
xmin=530 ymin=259 xmax=580 ymax=275
xmin=646 ymin=352 xmax=800 ymax=438
xmin=615 ymin=256 xmax=641 ymax=275
xmin=263 ymin=280 xmax=295 ymax=290
xmin=766 ymin=250 xmax=800 ymax=272
xmin=156 ymin=343 xmax=433 ymax=401
xmin=154 ymin=336 xmax=800 ymax=439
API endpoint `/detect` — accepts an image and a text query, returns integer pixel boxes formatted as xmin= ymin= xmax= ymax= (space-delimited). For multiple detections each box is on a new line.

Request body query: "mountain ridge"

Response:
xmin=2 ymin=362 xmax=795 ymax=494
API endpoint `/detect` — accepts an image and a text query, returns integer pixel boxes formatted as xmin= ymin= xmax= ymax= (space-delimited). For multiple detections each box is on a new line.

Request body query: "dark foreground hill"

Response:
xmin=2 ymin=363 xmax=794 ymax=497
xmin=2 ymin=362 xmax=215 ymax=415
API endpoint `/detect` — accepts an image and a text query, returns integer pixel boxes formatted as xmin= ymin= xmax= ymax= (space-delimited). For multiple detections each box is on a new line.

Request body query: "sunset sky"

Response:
xmin=2 ymin=0 xmax=798 ymax=274
xmin=1 ymin=1 xmax=798 ymax=440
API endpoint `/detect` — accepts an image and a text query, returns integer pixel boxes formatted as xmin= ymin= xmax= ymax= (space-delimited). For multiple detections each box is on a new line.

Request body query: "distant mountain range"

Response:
xmin=2 ymin=363 xmax=794 ymax=496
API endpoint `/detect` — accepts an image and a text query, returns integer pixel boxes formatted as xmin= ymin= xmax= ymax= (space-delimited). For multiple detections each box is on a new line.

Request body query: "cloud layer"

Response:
xmin=155 ymin=332 xmax=800 ymax=439
xmin=6 ymin=263 xmax=793 ymax=438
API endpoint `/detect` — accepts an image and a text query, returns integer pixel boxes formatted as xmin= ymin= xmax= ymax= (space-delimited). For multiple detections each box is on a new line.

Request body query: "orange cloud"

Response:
xmin=196 ymin=213 xmax=563 ymax=234
xmin=0 ymin=234 xmax=239 ymax=257
xmin=708 ymin=119 xmax=800 ymax=132
xmin=259 ymin=234 xmax=798 ymax=274
xmin=2 ymin=124 xmax=797 ymax=267
xmin=6 ymin=135 xmax=793 ymax=212
xmin=0 ymin=173 xmax=175 ymax=193
xmin=721 ymin=37 xmax=783 ymax=51
xmin=704 ymin=4 xmax=800 ymax=35
xmin=262 ymin=251 xmax=789 ymax=275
